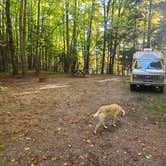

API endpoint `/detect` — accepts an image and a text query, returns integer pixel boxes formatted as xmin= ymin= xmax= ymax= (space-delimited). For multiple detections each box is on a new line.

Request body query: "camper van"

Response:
xmin=130 ymin=48 xmax=165 ymax=92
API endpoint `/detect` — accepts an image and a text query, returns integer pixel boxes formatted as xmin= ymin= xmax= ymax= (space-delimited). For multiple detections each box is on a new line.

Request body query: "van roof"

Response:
xmin=133 ymin=51 xmax=163 ymax=60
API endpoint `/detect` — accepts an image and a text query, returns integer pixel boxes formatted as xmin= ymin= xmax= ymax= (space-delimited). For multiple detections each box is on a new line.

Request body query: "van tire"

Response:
xmin=130 ymin=84 xmax=135 ymax=91
xmin=159 ymin=86 xmax=164 ymax=93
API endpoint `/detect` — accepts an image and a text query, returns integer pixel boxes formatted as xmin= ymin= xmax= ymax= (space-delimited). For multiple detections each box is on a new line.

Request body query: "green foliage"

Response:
xmin=0 ymin=0 xmax=165 ymax=74
xmin=137 ymin=89 xmax=166 ymax=122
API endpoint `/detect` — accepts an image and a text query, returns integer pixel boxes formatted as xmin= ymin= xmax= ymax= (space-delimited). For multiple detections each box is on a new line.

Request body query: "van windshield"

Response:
xmin=134 ymin=60 xmax=162 ymax=70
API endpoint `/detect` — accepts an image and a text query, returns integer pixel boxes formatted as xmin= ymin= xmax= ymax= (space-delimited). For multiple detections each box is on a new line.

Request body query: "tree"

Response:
xmin=19 ymin=0 xmax=27 ymax=75
xmin=84 ymin=0 xmax=95 ymax=74
xmin=5 ymin=0 xmax=18 ymax=75
xmin=147 ymin=0 xmax=152 ymax=48
xmin=64 ymin=0 xmax=70 ymax=73
xmin=1 ymin=0 xmax=165 ymax=76
xmin=101 ymin=0 xmax=111 ymax=74
xmin=70 ymin=0 xmax=78 ymax=72
xmin=0 ymin=0 xmax=8 ymax=72
xmin=35 ymin=0 xmax=41 ymax=75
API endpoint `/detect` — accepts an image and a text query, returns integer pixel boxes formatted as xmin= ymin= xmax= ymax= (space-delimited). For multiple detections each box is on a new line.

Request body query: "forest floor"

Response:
xmin=0 ymin=74 xmax=166 ymax=166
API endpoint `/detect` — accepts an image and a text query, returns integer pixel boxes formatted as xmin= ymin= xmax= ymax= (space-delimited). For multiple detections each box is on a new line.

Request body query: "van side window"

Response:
xmin=134 ymin=61 xmax=140 ymax=69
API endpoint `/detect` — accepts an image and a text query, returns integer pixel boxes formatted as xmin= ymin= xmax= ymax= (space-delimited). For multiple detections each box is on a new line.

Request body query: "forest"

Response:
xmin=0 ymin=1 xmax=166 ymax=165
xmin=0 ymin=0 xmax=166 ymax=76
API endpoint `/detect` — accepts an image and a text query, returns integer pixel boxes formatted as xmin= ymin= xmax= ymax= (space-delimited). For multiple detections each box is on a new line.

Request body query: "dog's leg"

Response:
xmin=94 ymin=113 xmax=105 ymax=134
xmin=94 ymin=121 xmax=102 ymax=134
xmin=103 ymin=121 xmax=108 ymax=129
xmin=112 ymin=115 xmax=117 ymax=127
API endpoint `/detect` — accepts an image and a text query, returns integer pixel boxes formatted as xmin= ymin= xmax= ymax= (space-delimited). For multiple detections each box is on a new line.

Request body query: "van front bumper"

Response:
xmin=130 ymin=81 xmax=164 ymax=87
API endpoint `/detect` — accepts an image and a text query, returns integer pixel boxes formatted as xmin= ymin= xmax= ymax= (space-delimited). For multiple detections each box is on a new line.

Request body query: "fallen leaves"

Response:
xmin=9 ymin=160 xmax=16 ymax=166
xmin=31 ymin=154 xmax=50 ymax=164
xmin=138 ymin=152 xmax=142 ymax=156
xmin=145 ymin=154 xmax=152 ymax=159
xmin=152 ymin=152 xmax=166 ymax=158
xmin=0 ymin=76 xmax=166 ymax=166
xmin=51 ymin=157 xmax=57 ymax=161
xmin=102 ymin=156 xmax=107 ymax=160
xmin=24 ymin=147 xmax=30 ymax=151
xmin=79 ymin=155 xmax=84 ymax=160
xmin=68 ymin=144 xmax=72 ymax=148
xmin=85 ymin=139 xmax=91 ymax=144
xmin=83 ymin=139 xmax=94 ymax=148
xmin=57 ymin=127 xmax=62 ymax=131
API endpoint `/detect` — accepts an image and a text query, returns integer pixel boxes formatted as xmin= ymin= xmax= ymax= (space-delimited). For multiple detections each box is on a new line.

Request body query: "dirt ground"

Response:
xmin=0 ymin=75 xmax=166 ymax=166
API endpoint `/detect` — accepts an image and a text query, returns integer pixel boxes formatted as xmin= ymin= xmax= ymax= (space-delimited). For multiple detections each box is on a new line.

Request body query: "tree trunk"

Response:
xmin=0 ymin=2 xmax=8 ymax=72
xmin=71 ymin=0 xmax=78 ymax=72
xmin=5 ymin=0 xmax=18 ymax=75
xmin=110 ymin=1 xmax=121 ymax=75
xmin=110 ymin=0 xmax=122 ymax=74
xmin=108 ymin=0 xmax=115 ymax=74
xmin=35 ymin=0 xmax=41 ymax=75
xmin=84 ymin=0 xmax=94 ymax=74
xmin=64 ymin=0 xmax=70 ymax=73
xmin=101 ymin=0 xmax=111 ymax=74
xmin=147 ymin=0 xmax=152 ymax=48
xmin=19 ymin=0 xmax=27 ymax=75
xmin=143 ymin=13 xmax=147 ymax=49
xmin=27 ymin=1 xmax=34 ymax=70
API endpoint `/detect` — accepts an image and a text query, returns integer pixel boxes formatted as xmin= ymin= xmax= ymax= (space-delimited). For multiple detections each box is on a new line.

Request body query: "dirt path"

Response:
xmin=0 ymin=75 xmax=166 ymax=166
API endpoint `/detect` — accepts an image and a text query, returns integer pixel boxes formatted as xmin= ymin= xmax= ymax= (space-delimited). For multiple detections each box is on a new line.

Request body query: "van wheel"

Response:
xmin=130 ymin=84 xmax=135 ymax=91
xmin=159 ymin=86 xmax=164 ymax=93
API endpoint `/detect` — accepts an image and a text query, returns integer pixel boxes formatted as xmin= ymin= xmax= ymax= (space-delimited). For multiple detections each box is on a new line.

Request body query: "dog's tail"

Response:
xmin=93 ymin=109 xmax=100 ymax=118
xmin=121 ymin=109 xmax=125 ymax=116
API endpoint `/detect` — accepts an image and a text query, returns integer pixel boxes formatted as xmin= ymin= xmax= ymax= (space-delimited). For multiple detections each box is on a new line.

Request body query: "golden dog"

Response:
xmin=93 ymin=104 xmax=125 ymax=134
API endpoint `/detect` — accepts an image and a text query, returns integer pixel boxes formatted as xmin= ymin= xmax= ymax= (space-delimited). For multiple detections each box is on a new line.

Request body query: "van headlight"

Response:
xmin=133 ymin=74 xmax=138 ymax=78
xmin=159 ymin=76 xmax=164 ymax=81
xmin=132 ymin=74 xmax=139 ymax=81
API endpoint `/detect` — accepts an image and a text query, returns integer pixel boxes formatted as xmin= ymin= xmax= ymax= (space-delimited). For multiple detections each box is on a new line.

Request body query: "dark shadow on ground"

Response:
xmin=134 ymin=86 xmax=165 ymax=94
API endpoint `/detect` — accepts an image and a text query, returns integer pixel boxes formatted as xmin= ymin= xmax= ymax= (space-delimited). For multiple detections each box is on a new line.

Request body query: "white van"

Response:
xmin=130 ymin=48 xmax=165 ymax=92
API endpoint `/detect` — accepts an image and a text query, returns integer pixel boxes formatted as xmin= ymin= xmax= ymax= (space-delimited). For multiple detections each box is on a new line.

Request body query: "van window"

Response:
xmin=134 ymin=60 xmax=162 ymax=70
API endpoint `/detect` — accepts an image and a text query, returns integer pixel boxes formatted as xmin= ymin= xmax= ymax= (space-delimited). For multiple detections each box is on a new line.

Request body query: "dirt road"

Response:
xmin=0 ymin=75 xmax=165 ymax=166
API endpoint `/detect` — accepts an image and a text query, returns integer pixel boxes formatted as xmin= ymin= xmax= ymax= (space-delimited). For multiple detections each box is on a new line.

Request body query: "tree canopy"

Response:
xmin=0 ymin=0 xmax=165 ymax=75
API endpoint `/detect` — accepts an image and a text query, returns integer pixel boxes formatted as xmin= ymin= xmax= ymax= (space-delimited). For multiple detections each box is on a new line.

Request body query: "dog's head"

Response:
xmin=121 ymin=109 xmax=125 ymax=117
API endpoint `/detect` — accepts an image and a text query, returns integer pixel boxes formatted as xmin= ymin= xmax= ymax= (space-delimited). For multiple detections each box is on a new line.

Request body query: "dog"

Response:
xmin=93 ymin=104 xmax=125 ymax=134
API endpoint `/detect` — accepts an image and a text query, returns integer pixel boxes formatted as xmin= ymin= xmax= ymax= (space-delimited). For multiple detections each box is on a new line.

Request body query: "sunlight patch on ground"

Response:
xmin=12 ymin=84 xmax=71 ymax=96
xmin=13 ymin=90 xmax=40 ymax=96
xmin=39 ymin=84 xmax=71 ymax=90
xmin=96 ymin=78 xmax=120 ymax=83
xmin=0 ymin=86 xmax=8 ymax=92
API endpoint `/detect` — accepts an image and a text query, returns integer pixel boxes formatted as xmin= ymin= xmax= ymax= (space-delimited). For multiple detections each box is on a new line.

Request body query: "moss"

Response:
xmin=0 ymin=144 xmax=5 ymax=151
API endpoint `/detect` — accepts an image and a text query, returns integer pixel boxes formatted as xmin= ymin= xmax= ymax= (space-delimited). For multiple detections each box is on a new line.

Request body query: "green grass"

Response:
xmin=124 ymin=76 xmax=166 ymax=122
xmin=0 ymin=144 xmax=5 ymax=151
xmin=137 ymin=92 xmax=166 ymax=122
